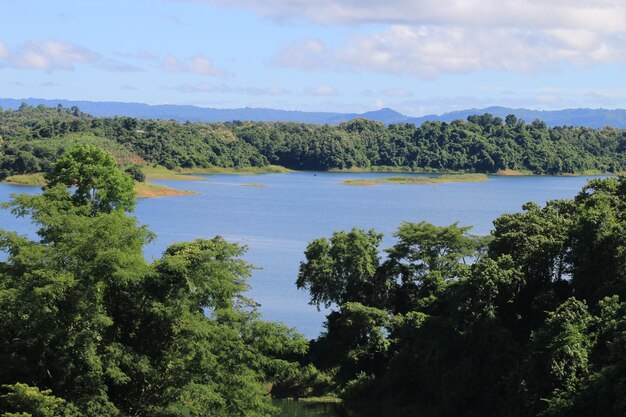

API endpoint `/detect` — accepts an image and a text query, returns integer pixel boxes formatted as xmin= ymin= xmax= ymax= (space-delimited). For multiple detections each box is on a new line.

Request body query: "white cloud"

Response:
xmin=5 ymin=40 xmax=100 ymax=71
xmin=198 ymin=0 xmax=626 ymax=77
xmin=190 ymin=56 xmax=231 ymax=76
xmin=0 ymin=40 xmax=148 ymax=73
xmin=271 ymin=39 xmax=326 ymax=70
xmin=306 ymin=85 xmax=337 ymax=96
xmin=115 ymin=50 xmax=160 ymax=63
xmin=100 ymin=59 xmax=143 ymax=72
xmin=166 ymin=83 xmax=289 ymax=96
xmin=272 ymin=25 xmax=626 ymax=78
xmin=162 ymin=55 xmax=231 ymax=76
xmin=162 ymin=55 xmax=185 ymax=72
xmin=202 ymin=0 xmax=626 ymax=33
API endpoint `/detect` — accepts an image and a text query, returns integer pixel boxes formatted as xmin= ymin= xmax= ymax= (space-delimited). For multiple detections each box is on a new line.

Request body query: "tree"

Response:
xmin=0 ymin=383 xmax=81 ymax=417
xmin=523 ymin=298 xmax=594 ymax=417
xmin=297 ymin=177 xmax=626 ymax=417
xmin=0 ymin=147 xmax=307 ymax=417
xmin=384 ymin=221 xmax=479 ymax=312
xmin=297 ymin=228 xmax=386 ymax=309
xmin=45 ymin=144 xmax=135 ymax=213
xmin=571 ymin=177 xmax=626 ymax=303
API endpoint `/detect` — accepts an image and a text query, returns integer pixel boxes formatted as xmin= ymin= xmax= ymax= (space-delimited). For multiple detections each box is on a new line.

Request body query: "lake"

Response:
xmin=0 ymin=172 xmax=602 ymax=339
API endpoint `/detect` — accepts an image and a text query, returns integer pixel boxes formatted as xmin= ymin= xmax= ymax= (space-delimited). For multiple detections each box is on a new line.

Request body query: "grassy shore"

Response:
xmin=331 ymin=166 xmax=455 ymax=174
xmin=297 ymin=396 xmax=342 ymax=404
xmin=495 ymin=168 xmax=610 ymax=176
xmin=343 ymin=173 xmax=489 ymax=186
xmin=495 ymin=169 xmax=533 ymax=176
xmin=190 ymin=165 xmax=292 ymax=175
xmin=143 ymin=165 xmax=291 ymax=180
xmin=4 ymin=173 xmax=47 ymax=186
xmin=333 ymin=166 xmax=617 ymax=177
xmin=134 ymin=182 xmax=197 ymax=198
xmin=142 ymin=166 xmax=207 ymax=181
xmin=240 ymin=183 xmax=266 ymax=187
xmin=1 ymin=172 xmax=195 ymax=199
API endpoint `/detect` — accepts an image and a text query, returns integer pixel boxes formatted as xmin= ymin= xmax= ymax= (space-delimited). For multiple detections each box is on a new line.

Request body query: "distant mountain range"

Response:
xmin=3 ymin=97 xmax=626 ymax=128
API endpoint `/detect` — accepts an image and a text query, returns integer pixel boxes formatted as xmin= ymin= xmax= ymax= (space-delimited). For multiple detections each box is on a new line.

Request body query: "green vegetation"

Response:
xmin=134 ymin=181 xmax=197 ymax=198
xmin=342 ymin=173 xmax=488 ymax=186
xmin=191 ymin=165 xmax=292 ymax=175
xmin=2 ymin=167 xmax=194 ymax=198
xmin=241 ymin=183 xmax=267 ymax=188
xmin=1 ymin=105 xmax=626 ymax=182
xmin=2 ymin=109 xmax=626 ymax=417
xmin=142 ymin=165 xmax=290 ymax=181
xmin=141 ymin=165 xmax=207 ymax=181
xmin=297 ymin=396 xmax=342 ymax=404
xmin=4 ymin=172 xmax=47 ymax=185
xmin=297 ymin=176 xmax=626 ymax=417
xmin=496 ymin=168 xmax=534 ymax=176
xmin=0 ymin=145 xmax=308 ymax=417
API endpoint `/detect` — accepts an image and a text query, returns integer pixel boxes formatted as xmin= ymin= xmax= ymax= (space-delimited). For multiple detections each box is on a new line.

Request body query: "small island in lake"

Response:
xmin=342 ymin=173 xmax=488 ymax=186
xmin=134 ymin=182 xmax=197 ymax=198
xmin=241 ymin=183 xmax=267 ymax=187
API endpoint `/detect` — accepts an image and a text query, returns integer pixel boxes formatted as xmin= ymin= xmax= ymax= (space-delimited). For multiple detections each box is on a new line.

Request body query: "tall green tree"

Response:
xmin=0 ymin=146 xmax=307 ymax=417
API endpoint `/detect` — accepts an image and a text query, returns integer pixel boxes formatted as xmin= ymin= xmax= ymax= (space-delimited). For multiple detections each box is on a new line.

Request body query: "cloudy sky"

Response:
xmin=2 ymin=0 xmax=626 ymax=115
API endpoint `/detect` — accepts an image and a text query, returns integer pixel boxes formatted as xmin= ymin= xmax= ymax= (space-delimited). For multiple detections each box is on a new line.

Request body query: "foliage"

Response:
xmin=0 ymin=383 xmax=81 ymax=417
xmin=46 ymin=144 xmax=136 ymax=213
xmin=298 ymin=176 xmax=626 ymax=417
xmin=0 ymin=147 xmax=307 ymax=417
xmin=2 ymin=104 xmax=626 ymax=179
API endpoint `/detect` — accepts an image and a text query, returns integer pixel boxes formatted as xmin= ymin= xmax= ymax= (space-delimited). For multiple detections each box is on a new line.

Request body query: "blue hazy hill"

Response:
xmin=2 ymin=98 xmax=626 ymax=128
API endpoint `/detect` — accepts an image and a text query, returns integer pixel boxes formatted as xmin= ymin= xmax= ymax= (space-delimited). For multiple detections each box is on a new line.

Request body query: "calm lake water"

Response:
xmin=273 ymin=400 xmax=345 ymax=417
xmin=0 ymin=172 xmax=603 ymax=338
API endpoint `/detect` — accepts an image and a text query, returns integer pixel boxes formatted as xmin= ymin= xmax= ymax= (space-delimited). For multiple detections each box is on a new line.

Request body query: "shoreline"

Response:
xmin=134 ymin=182 xmax=197 ymax=198
xmin=1 ymin=173 xmax=196 ymax=199
xmin=142 ymin=165 xmax=292 ymax=181
xmin=330 ymin=166 xmax=616 ymax=177
xmin=342 ymin=173 xmax=489 ymax=186
xmin=2 ymin=167 xmax=618 ymax=189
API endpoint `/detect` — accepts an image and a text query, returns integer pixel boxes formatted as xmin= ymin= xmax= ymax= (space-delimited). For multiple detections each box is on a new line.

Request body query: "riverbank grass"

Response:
xmin=343 ymin=173 xmax=488 ymax=186
xmin=297 ymin=396 xmax=342 ymax=404
xmin=4 ymin=173 xmax=47 ymax=186
xmin=495 ymin=169 xmax=533 ymax=176
xmin=240 ymin=183 xmax=266 ymax=187
xmin=143 ymin=165 xmax=291 ymax=180
xmin=192 ymin=165 xmax=292 ymax=175
xmin=134 ymin=182 xmax=197 ymax=198
xmin=142 ymin=166 xmax=207 ymax=181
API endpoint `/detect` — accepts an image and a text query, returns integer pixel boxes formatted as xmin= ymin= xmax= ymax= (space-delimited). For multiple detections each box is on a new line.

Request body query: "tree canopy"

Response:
xmin=0 ymin=146 xmax=307 ymax=417
xmin=298 ymin=176 xmax=626 ymax=417
xmin=1 ymin=104 xmax=626 ymax=180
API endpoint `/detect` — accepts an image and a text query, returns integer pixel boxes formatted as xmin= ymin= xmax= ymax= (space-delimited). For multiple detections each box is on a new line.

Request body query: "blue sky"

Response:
xmin=1 ymin=0 xmax=626 ymax=115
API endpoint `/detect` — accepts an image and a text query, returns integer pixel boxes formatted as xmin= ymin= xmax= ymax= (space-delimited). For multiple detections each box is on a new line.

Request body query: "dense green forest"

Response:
xmin=2 ymin=103 xmax=626 ymax=177
xmin=1 ymin=114 xmax=626 ymax=417
xmin=0 ymin=146 xmax=307 ymax=417
xmin=294 ymin=177 xmax=626 ymax=417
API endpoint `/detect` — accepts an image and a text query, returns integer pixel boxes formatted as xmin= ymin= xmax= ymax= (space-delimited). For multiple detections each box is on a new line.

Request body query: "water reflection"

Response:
xmin=273 ymin=400 xmax=344 ymax=417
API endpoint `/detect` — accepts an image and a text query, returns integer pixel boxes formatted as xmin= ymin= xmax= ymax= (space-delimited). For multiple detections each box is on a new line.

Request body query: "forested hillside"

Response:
xmin=2 ymin=104 xmax=626 ymax=178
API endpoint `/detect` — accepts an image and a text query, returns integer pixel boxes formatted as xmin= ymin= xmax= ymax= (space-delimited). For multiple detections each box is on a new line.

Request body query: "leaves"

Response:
xmin=0 ymin=148 xmax=306 ymax=417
